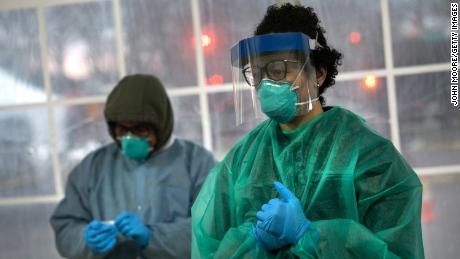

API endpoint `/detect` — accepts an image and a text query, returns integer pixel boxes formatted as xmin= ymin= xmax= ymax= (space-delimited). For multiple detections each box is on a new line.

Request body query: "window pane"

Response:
xmin=421 ymin=174 xmax=460 ymax=259
xmin=303 ymin=0 xmax=385 ymax=72
xmin=122 ymin=0 xmax=197 ymax=88
xmin=200 ymin=0 xmax=385 ymax=86
xmin=0 ymin=204 xmax=61 ymax=258
xmin=0 ymin=108 xmax=54 ymax=197
xmin=397 ymin=72 xmax=460 ymax=167
xmin=200 ymin=0 xmax=272 ymax=85
xmin=170 ymin=95 xmax=203 ymax=145
xmin=45 ymin=2 xmax=118 ymax=98
xmin=55 ymin=104 xmax=111 ymax=182
xmin=209 ymin=91 xmax=266 ymax=159
xmin=0 ymin=9 xmax=45 ymax=105
xmin=390 ymin=0 xmax=450 ymax=67
xmin=324 ymin=78 xmax=390 ymax=139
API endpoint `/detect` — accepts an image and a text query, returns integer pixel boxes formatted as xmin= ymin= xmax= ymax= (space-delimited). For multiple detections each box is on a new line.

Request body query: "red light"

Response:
xmin=201 ymin=34 xmax=212 ymax=47
xmin=191 ymin=31 xmax=217 ymax=53
xmin=206 ymin=74 xmax=224 ymax=85
xmin=349 ymin=31 xmax=362 ymax=45
xmin=422 ymin=190 xmax=436 ymax=223
xmin=361 ymin=75 xmax=379 ymax=91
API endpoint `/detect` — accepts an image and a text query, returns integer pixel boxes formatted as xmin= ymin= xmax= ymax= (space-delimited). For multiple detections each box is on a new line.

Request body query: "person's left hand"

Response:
xmin=253 ymin=224 xmax=290 ymax=251
xmin=255 ymin=181 xmax=310 ymax=247
xmin=83 ymin=220 xmax=117 ymax=253
xmin=115 ymin=212 xmax=151 ymax=248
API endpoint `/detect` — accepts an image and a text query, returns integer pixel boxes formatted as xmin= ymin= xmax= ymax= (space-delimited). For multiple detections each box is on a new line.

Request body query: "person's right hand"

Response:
xmin=83 ymin=220 xmax=117 ymax=253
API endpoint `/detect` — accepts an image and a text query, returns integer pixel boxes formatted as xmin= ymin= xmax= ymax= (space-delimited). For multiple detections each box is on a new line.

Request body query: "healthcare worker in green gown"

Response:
xmin=50 ymin=74 xmax=216 ymax=259
xmin=192 ymin=3 xmax=424 ymax=258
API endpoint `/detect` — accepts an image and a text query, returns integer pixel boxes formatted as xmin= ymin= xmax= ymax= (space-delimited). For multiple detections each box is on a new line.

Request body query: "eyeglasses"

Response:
xmin=114 ymin=123 xmax=152 ymax=137
xmin=242 ymin=59 xmax=303 ymax=87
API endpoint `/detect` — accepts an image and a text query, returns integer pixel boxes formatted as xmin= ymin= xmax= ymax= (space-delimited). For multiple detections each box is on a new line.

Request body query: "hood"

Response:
xmin=104 ymin=74 xmax=174 ymax=150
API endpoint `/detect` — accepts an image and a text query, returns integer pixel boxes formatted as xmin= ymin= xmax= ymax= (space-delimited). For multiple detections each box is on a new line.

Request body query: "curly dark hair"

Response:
xmin=255 ymin=4 xmax=343 ymax=105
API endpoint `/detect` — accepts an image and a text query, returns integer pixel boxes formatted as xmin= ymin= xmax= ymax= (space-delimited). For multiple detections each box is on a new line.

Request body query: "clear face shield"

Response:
xmin=231 ymin=32 xmax=321 ymax=125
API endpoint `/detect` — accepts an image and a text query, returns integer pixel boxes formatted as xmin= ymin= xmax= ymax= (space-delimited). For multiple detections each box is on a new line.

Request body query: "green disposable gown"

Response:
xmin=192 ymin=106 xmax=424 ymax=258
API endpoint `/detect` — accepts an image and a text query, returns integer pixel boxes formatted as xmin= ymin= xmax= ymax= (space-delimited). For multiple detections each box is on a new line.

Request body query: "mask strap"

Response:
xmin=296 ymin=89 xmax=319 ymax=112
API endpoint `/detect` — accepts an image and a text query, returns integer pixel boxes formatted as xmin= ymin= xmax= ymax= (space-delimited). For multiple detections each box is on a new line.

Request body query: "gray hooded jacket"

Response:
xmin=50 ymin=74 xmax=217 ymax=259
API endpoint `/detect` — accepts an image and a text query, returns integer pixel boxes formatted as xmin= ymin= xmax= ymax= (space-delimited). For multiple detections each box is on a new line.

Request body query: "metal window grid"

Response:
xmin=0 ymin=0 xmax=456 ymax=206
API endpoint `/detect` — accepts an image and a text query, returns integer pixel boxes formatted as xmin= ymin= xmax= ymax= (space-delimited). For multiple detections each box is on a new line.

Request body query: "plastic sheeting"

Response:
xmin=192 ymin=106 xmax=424 ymax=258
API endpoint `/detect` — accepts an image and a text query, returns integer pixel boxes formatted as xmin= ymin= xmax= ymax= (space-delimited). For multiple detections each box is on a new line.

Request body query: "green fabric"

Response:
xmin=192 ymin=106 xmax=424 ymax=259
xmin=120 ymin=135 xmax=151 ymax=160
xmin=104 ymin=74 xmax=174 ymax=150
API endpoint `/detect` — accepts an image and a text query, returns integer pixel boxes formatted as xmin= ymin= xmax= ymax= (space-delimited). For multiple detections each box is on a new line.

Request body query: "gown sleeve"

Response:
xmin=192 ymin=160 xmax=276 ymax=259
xmin=143 ymin=145 xmax=217 ymax=258
xmin=49 ymin=160 xmax=107 ymax=259
xmin=290 ymin=141 xmax=424 ymax=259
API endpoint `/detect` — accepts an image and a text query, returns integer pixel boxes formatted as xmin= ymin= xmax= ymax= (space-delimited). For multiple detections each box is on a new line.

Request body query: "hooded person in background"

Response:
xmin=50 ymin=74 xmax=216 ymax=259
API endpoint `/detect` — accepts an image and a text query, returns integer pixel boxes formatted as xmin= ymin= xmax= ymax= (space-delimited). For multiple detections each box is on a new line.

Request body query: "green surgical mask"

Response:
xmin=120 ymin=135 xmax=152 ymax=160
xmin=257 ymin=79 xmax=298 ymax=123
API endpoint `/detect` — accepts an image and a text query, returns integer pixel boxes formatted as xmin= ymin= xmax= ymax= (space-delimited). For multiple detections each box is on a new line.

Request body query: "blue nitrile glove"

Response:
xmin=256 ymin=181 xmax=310 ymax=245
xmin=83 ymin=220 xmax=117 ymax=253
xmin=253 ymin=224 xmax=290 ymax=251
xmin=115 ymin=212 xmax=151 ymax=248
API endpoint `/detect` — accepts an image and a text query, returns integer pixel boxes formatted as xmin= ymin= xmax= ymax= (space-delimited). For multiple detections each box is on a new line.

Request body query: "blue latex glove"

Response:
xmin=115 ymin=212 xmax=151 ymax=248
xmin=253 ymin=225 xmax=289 ymax=251
xmin=83 ymin=220 xmax=117 ymax=253
xmin=255 ymin=181 xmax=310 ymax=247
